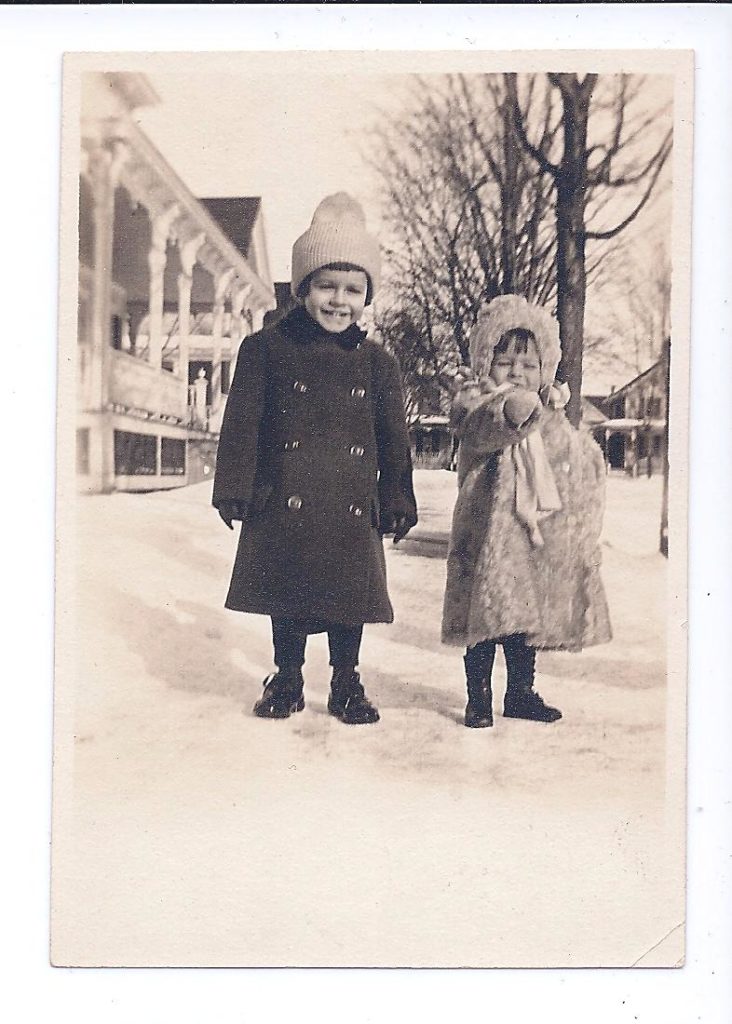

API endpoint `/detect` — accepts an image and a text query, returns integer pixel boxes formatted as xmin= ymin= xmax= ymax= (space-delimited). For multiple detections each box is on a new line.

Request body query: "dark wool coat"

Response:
xmin=441 ymin=387 xmax=612 ymax=652
xmin=213 ymin=306 xmax=417 ymax=626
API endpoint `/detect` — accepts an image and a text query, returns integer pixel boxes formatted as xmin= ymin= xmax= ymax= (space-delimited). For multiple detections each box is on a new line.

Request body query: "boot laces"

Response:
xmin=265 ymin=670 xmax=301 ymax=700
xmin=345 ymin=674 xmax=367 ymax=705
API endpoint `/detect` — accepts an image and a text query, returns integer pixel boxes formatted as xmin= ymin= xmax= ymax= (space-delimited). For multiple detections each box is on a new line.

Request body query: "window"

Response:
xmin=76 ymin=428 xmax=90 ymax=475
xmin=114 ymin=430 xmax=157 ymax=476
xmin=648 ymin=397 xmax=662 ymax=418
xmin=110 ymin=314 xmax=123 ymax=350
xmin=161 ymin=437 xmax=186 ymax=476
xmin=77 ymin=294 xmax=90 ymax=345
xmin=653 ymin=436 xmax=663 ymax=456
xmin=221 ymin=360 xmax=231 ymax=395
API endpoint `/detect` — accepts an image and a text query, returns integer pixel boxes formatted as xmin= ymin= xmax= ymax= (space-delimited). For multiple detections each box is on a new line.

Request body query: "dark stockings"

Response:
xmin=271 ymin=618 xmax=364 ymax=669
xmin=466 ymin=634 xmax=536 ymax=689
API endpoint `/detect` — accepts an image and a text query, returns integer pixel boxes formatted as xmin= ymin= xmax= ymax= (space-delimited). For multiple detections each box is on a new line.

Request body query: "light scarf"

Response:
xmin=509 ymin=382 xmax=570 ymax=547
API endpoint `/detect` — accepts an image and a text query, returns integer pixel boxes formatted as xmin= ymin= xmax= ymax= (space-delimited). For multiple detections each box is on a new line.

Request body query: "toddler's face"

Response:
xmin=488 ymin=337 xmax=541 ymax=393
xmin=304 ymin=268 xmax=368 ymax=333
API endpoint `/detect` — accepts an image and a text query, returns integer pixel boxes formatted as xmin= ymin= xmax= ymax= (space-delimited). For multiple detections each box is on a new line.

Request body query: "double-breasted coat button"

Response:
xmin=287 ymin=495 xmax=303 ymax=510
xmin=349 ymin=445 xmax=364 ymax=456
xmin=350 ymin=386 xmax=366 ymax=399
xmin=349 ymin=504 xmax=363 ymax=517
xmin=293 ymin=380 xmax=308 ymax=393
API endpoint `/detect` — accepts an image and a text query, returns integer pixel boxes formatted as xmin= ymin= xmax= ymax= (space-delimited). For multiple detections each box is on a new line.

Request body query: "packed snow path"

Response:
xmin=53 ymin=471 xmax=682 ymax=967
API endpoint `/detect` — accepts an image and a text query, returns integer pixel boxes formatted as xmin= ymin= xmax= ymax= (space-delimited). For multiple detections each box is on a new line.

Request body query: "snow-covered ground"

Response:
xmin=52 ymin=470 xmax=682 ymax=968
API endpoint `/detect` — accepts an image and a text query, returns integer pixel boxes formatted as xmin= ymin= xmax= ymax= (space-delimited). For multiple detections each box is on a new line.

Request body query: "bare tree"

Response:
xmin=596 ymin=235 xmax=672 ymax=375
xmin=508 ymin=72 xmax=672 ymax=425
xmin=369 ymin=74 xmax=559 ymax=404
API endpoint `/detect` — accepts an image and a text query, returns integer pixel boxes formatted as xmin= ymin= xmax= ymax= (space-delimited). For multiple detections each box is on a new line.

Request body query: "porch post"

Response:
xmin=211 ymin=268 xmax=235 ymax=414
xmin=178 ymin=232 xmax=205 ymax=419
xmin=147 ymin=203 xmax=180 ymax=368
xmin=231 ymin=282 xmax=252 ymax=348
xmin=84 ymin=139 xmax=127 ymax=493
xmin=250 ymin=305 xmax=266 ymax=334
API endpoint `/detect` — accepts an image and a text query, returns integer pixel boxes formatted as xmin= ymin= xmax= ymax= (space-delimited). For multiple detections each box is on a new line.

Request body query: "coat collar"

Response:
xmin=279 ymin=304 xmax=366 ymax=350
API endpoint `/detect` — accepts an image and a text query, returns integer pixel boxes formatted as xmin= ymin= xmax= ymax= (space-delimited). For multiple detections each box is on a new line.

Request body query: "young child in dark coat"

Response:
xmin=213 ymin=193 xmax=417 ymax=725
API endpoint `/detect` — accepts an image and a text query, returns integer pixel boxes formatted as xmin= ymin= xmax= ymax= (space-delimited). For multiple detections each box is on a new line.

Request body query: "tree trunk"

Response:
xmin=501 ymin=98 xmax=519 ymax=294
xmin=554 ymin=78 xmax=593 ymax=428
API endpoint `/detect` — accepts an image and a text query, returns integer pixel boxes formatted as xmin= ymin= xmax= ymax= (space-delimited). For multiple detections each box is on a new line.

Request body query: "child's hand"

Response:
xmin=380 ymin=512 xmax=413 ymax=544
xmin=393 ymin=516 xmax=413 ymax=544
xmin=217 ymin=500 xmax=247 ymax=530
xmin=503 ymin=389 xmax=541 ymax=427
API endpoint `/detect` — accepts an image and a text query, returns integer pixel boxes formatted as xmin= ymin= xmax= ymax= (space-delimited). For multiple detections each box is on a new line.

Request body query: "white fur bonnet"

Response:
xmin=469 ymin=294 xmax=562 ymax=389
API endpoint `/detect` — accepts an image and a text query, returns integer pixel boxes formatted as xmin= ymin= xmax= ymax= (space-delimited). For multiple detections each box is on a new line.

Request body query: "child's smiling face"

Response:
xmin=489 ymin=334 xmax=542 ymax=392
xmin=303 ymin=267 xmax=368 ymax=333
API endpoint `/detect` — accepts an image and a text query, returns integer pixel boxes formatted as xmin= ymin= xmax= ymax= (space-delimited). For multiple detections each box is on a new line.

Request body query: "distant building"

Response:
xmin=579 ymin=397 xmax=608 ymax=432
xmin=77 ymin=72 xmax=276 ymax=494
xmin=590 ymin=350 xmax=669 ymax=475
xmin=406 ymin=382 xmax=455 ymax=470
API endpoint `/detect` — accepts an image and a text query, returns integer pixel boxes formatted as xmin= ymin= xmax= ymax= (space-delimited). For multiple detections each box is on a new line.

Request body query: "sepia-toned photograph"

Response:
xmin=52 ymin=48 xmax=692 ymax=968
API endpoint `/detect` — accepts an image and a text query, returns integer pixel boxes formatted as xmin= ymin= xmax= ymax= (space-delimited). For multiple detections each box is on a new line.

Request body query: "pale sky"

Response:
xmin=137 ymin=71 xmax=411 ymax=281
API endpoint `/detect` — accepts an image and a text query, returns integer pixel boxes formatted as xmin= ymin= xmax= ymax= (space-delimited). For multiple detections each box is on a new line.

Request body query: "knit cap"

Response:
xmin=469 ymin=294 xmax=562 ymax=389
xmin=291 ymin=192 xmax=381 ymax=303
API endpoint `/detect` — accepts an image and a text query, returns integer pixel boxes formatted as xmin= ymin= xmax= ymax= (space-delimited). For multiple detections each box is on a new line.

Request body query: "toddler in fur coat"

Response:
xmin=441 ymin=295 xmax=612 ymax=729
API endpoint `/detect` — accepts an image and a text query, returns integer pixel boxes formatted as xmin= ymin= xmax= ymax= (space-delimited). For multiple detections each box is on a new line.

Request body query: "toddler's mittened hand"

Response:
xmin=217 ymin=500 xmax=246 ymax=530
xmin=504 ymin=389 xmax=541 ymax=427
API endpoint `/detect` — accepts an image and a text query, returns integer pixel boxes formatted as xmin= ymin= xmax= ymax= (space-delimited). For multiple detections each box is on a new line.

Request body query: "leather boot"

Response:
xmin=503 ymin=683 xmax=562 ymax=723
xmin=464 ymin=642 xmax=495 ymax=728
xmin=327 ymin=668 xmax=380 ymax=725
xmin=253 ymin=667 xmax=305 ymax=719
xmin=503 ymin=639 xmax=561 ymax=723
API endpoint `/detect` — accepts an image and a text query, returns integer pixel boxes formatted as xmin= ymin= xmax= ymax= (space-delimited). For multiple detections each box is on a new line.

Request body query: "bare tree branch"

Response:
xmin=585 ymin=134 xmax=672 ymax=240
xmin=506 ymin=72 xmax=561 ymax=177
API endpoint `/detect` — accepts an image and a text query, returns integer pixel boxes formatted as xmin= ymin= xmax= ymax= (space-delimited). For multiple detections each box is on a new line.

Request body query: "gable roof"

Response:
xmin=199 ymin=197 xmax=261 ymax=259
xmin=608 ymin=358 xmax=663 ymax=400
xmin=580 ymin=398 xmax=607 ymax=425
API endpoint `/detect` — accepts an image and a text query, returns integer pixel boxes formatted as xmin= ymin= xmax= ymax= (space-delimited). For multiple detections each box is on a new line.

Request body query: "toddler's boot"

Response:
xmin=327 ymin=667 xmax=380 ymax=725
xmin=464 ymin=642 xmax=495 ymax=728
xmin=503 ymin=640 xmax=561 ymax=723
xmin=253 ymin=667 xmax=305 ymax=719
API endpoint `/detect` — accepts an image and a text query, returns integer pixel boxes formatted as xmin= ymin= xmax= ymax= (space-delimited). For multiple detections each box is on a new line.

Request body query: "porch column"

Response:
xmin=84 ymin=139 xmax=127 ymax=492
xmin=147 ymin=204 xmax=180 ymax=368
xmin=604 ymin=428 xmax=610 ymax=473
xmin=211 ymin=268 xmax=235 ymax=413
xmin=630 ymin=428 xmax=638 ymax=478
xmin=178 ymin=233 xmax=205 ymax=417
xmin=230 ymin=282 xmax=252 ymax=348
xmin=250 ymin=305 xmax=266 ymax=334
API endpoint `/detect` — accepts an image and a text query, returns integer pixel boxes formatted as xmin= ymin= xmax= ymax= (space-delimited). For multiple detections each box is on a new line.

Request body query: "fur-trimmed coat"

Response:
xmin=441 ymin=385 xmax=612 ymax=651
xmin=213 ymin=306 xmax=417 ymax=626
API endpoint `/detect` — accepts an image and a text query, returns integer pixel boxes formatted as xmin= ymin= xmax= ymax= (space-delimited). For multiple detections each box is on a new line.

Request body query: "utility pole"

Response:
xmin=659 ymin=337 xmax=671 ymax=558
